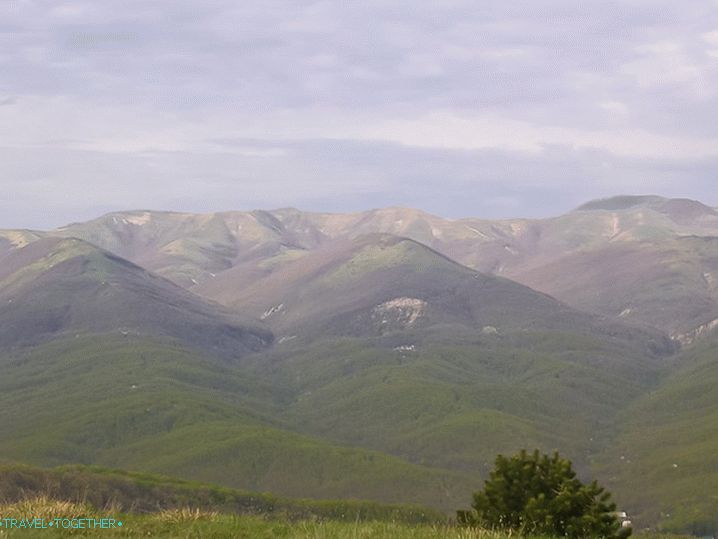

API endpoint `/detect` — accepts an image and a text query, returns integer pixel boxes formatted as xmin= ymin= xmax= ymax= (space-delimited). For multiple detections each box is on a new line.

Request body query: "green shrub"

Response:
xmin=458 ymin=449 xmax=630 ymax=538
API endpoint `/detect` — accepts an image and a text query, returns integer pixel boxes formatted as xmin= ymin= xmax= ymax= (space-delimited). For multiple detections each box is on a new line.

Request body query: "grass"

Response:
xmin=0 ymin=497 xmax=697 ymax=538
xmin=0 ymin=463 xmax=441 ymax=524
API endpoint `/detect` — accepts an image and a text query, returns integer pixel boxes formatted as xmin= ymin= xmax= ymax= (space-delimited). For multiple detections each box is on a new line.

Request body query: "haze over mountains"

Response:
xmin=17 ymin=194 xmax=713 ymax=339
xmin=1 ymin=195 xmax=717 ymax=532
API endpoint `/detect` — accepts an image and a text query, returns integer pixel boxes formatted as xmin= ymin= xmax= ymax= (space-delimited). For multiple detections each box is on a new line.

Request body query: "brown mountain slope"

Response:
xmin=195 ymin=233 xmax=674 ymax=360
xmin=6 ymin=195 xmax=718 ymax=338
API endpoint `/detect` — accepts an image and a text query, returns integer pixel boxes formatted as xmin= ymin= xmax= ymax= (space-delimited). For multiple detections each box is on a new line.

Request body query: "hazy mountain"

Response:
xmin=192 ymin=234 xmax=676 ymax=501
xmin=39 ymin=196 xmax=718 ymax=340
xmin=0 ymin=237 xmax=271 ymax=355
xmin=2 ymin=196 xmax=717 ymax=530
xmin=0 ymin=229 xmax=44 ymax=257
xmin=196 ymin=233 xmax=673 ymax=355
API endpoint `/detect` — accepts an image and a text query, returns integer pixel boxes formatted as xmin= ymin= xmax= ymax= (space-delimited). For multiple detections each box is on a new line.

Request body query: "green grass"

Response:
xmin=0 ymin=496 xmax=696 ymax=538
xmin=0 ymin=464 xmax=440 ymax=524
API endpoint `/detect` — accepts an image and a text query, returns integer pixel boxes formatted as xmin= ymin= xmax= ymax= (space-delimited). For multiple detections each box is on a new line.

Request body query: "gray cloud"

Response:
xmin=0 ymin=0 xmax=717 ymax=228
xmin=2 ymin=140 xmax=716 ymax=229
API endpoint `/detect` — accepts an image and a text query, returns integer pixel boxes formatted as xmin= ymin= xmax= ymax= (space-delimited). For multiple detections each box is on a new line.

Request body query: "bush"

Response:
xmin=457 ymin=449 xmax=631 ymax=538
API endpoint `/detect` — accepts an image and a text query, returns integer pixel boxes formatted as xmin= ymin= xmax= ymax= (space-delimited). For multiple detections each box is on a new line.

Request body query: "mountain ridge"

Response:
xmin=2 ymin=196 xmax=717 ymax=531
xmin=8 ymin=194 xmax=712 ymax=340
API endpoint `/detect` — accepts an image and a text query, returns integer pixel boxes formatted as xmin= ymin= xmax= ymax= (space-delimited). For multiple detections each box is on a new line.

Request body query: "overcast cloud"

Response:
xmin=1 ymin=0 xmax=717 ymax=228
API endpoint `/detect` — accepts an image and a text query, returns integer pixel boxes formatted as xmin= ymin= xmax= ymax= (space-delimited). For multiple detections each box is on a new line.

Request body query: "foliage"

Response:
xmin=0 ymin=463 xmax=442 ymax=525
xmin=458 ymin=450 xmax=630 ymax=538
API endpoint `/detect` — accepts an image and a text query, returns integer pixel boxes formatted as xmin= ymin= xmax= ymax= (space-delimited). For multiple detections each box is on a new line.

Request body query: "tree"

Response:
xmin=457 ymin=449 xmax=631 ymax=538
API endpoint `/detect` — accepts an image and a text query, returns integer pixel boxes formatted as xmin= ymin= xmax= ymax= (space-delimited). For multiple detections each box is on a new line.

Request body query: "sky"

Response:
xmin=1 ymin=0 xmax=718 ymax=229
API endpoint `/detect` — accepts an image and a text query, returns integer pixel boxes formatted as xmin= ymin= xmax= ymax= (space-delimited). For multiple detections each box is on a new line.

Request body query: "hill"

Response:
xmin=36 ymin=197 xmax=718 ymax=339
xmin=0 ymin=334 xmax=472 ymax=510
xmin=595 ymin=334 xmax=718 ymax=533
xmin=197 ymin=233 xmax=674 ymax=354
xmin=0 ymin=462 xmax=441 ymax=523
xmin=3 ymin=199 xmax=718 ymax=531
xmin=0 ymin=235 xmax=473 ymax=510
xmin=0 ymin=237 xmax=271 ymax=355
xmin=194 ymin=234 xmax=675 ymax=494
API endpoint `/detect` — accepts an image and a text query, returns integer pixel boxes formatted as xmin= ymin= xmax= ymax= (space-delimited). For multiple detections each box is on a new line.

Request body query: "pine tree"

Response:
xmin=457 ymin=449 xmax=631 ymax=538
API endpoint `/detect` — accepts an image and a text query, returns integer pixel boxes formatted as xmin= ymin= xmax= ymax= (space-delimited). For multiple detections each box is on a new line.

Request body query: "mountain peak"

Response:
xmin=575 ymin=195 xmax=717 ymax=223
xmin=574 ymin=195 xmax=666 ymax=212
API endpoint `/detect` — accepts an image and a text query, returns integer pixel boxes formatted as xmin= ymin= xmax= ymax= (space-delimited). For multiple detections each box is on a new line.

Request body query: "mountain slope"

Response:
xmin=0 ymin=334 xmax=471 ymax=510
xmin=3 ymin=199 xmax=716 ymax=529
xmin=198 ymin=233 xmax=674 ymax=356
xmin=0 ymin=234 xmax=479 ymax=510
xmin=0 ymin=229 xmax=44 ymax=257
xmin=194 ymin=234 xmax=676 ymax=498
xmin=0 ymin=237 xmax=271 ymax=355
xmin=52 ymin=210 xmax=318 ymax=288
xmin=595 ymin=335 xmax=718 ymax=533
xmin=35 ymin=196 xmax=718 ymax=339
xmin=510 ymin=235 xmax=718 ymax=338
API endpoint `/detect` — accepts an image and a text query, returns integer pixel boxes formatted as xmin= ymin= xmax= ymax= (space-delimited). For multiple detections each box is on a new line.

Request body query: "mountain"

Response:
xmin=0 ymin=237 xmax=474 ymax=509
xmin=0 ymin=229 xmax=44 ymax=257
xmin=596 ymin=334 xmax=718 ymax=532
xmin=52 ymin=210 xmax=320 ymax=288
xmin=41 ymin=197 xmax=718 ymax=340
xmin=192 ymin=233 xmax=676 ymax=499
xmin=508 ymin=235 xmax=718 ymax=339
xmin=0 ymin=236 xmax=271 ymax=355
xmin=196 ymin=233 xmax=673 ymax=352
xmin=0 ymin=333 xmax=471 ymax=510
xmin=575 ymin=195 xmax=718 ymax=223
xmin=3 ymin=197 xmax=718 ymax=531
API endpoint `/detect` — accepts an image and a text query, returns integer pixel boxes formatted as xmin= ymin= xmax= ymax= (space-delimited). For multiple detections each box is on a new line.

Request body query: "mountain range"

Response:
xmin=0 ymin=195 xmax=716 ymax=532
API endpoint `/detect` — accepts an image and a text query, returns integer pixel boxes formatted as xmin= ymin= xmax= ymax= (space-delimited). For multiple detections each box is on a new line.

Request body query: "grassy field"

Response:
xmin=0 ymin=463 xmax=441 ymax=525
xmin=0 ymin=497 xmax=696 ymax=539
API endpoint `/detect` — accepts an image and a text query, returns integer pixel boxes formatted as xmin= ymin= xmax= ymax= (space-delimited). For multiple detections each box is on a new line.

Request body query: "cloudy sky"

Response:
xmin=1 ymin=0 xmax=718 ymax=228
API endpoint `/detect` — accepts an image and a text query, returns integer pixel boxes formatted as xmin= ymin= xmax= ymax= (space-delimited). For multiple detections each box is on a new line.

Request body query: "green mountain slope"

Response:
xmin=595 ymin=336 xmax=718 ymax=533
xmin=0 ymin=237 xmax=271 ymax=354
xmin=193 ymin=234 xmax=675 ymax=496
xmin=0 ymin=239 xmax=476 ymax=508
xmin=198 ymin=233 xmax=673 ymax=352
xmin=0 ymin=334 xmax=472 ymax=511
